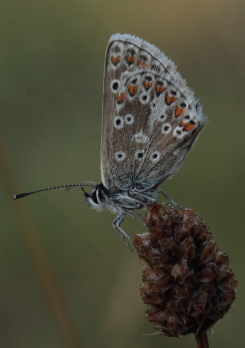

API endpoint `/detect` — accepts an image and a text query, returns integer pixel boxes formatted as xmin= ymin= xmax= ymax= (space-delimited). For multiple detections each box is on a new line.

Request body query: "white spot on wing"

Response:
xmin=161 ymin=122 xmax=172 ymax=134
xmin=157 ymin=113 xmax=167 ymax=122
xmin=135 ymin=149 xmax=145 ymax=160
xmin=139 ymin=93 xmax=150 ymax=104
xmin=125 ymin=114 xmax=134 ymax=125
xmin=114 ymin=116 xmax=124 ymax=129
xmin=173 ymin=126 xmax=185 ymax=139
xmin=150 ymin=150 xmax=161 ymax=162
xmin=115 ymin=151 xmax=126 ymax=162
xmin=110 ymin=79 xmax=120 ymax=93
xmin=132 ymin=131 xmax=149 ymax=144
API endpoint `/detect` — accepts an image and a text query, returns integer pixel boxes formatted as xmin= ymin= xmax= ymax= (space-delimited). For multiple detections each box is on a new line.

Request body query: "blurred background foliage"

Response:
xmin=1 ymin=0 xmax=245 ymax=347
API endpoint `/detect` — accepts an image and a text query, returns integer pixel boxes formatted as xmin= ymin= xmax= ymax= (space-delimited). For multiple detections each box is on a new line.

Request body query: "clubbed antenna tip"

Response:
xmin=13 ymin=192 xmax=34 ymax=200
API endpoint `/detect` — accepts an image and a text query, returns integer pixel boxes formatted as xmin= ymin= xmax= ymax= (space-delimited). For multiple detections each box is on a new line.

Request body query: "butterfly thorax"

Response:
xmin=85 ymin=183 xmax=153 ymax=213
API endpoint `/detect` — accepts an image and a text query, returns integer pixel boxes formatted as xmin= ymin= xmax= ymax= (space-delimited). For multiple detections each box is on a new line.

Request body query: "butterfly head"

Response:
xmin=84 ymin=183 xmax=109 ymax=212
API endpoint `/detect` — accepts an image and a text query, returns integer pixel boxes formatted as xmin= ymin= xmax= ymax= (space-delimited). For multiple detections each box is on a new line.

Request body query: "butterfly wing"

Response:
xmin=101 ymin=34 xmax=206 ymax=193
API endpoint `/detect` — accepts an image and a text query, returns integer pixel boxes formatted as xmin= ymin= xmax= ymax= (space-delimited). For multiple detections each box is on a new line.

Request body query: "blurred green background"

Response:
xmin=1 ymin=0 xmax=245 ymax=347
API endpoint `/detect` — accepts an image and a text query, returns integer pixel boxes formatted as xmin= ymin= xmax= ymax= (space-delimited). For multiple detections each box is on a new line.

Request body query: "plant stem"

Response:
xmin=195 ymin=331 xmax=209 ymax=348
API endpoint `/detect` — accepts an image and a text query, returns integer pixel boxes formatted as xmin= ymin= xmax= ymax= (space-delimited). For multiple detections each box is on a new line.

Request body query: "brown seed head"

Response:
xmin=134 ymin=204 xmax=238 ymax=337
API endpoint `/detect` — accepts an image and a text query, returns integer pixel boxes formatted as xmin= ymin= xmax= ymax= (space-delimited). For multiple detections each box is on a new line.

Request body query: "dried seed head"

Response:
xmin=134 ymin=204 xmax=238 ymax=337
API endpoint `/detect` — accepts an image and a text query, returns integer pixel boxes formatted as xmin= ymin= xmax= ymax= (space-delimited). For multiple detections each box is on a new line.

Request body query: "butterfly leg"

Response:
xmin=112 ymin=212 xmax=134 ymax=251
xmin=155 ymin=189 xmax=184 ymax=210
xmin=125 ymin=210 xmax=154 ymax=236
xmin=125 ymin=209 xmax=149 ymax=229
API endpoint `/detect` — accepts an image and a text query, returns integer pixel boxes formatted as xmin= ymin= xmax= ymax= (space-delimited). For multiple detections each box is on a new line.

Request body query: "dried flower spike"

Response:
xmin=134 ymin=204 xmax=238 ymax=342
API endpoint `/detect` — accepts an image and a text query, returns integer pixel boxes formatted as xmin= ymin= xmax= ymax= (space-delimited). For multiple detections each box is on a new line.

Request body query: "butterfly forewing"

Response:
xmin=101 ymin=34 xmax=206 ymax=193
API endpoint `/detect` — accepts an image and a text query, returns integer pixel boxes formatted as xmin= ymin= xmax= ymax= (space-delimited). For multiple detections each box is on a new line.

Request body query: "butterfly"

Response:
xmin=14 ymin=34 xmax=207 ymax=249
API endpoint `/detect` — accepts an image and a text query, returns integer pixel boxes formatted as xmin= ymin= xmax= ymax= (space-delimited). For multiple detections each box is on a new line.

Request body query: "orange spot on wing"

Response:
xmin=111 ymin=55 xmax=121 ymax=65
xmin=117 ymin=92 xmax=126 ymax=103
xmin=185 ymin=124 xmax=196 ymax=131
xmin=137 ymin=60 xmax=148 ymax=68
xmin=180 ymin=121 xmax=196 ymax=131
xmin=180 ymin=121 xmax=188 ymax=126
xmin=128 ymin=85 xmax=139 ymax=96
xmin=165 ymin=92 xmax=178 ymax=105
xmin=155 ymin=85 xmax=166 ymax=95
xmin=143 ymin=80 xmax=153 ymax=90
xmin=125 ymin=54 xmax=136 ymax=64
xmin=175 ymin=105 xmax=186 ymax=117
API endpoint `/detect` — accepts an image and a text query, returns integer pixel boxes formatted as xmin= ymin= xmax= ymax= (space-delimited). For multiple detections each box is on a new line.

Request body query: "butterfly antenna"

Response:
xmin=13 ymin=183 xmax=95 ymax=200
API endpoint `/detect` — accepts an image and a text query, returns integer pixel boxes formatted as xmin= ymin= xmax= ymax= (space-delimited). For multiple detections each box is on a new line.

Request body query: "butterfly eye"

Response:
xmin=91 ymin=189 xmax=99 ymax=204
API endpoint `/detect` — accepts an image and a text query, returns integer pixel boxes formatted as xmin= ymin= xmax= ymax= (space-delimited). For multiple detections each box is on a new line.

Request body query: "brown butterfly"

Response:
xmin=14 ymin=34 xmax=206 ymax=249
